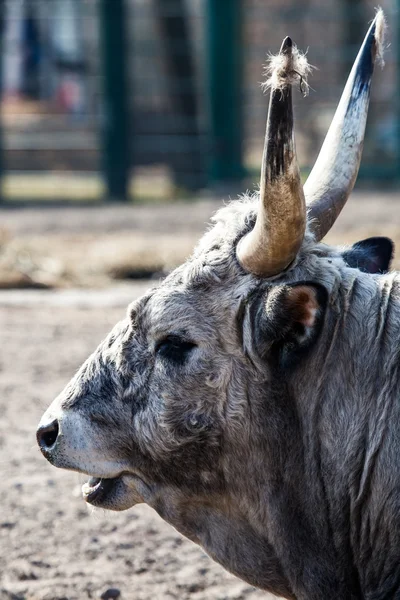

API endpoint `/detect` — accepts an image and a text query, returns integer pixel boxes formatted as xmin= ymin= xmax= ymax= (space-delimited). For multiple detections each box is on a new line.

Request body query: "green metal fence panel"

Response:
xmin=2 ymin=0 xmax=100 ymax=181
xmin=0 ymin=0 xmax=399 ymax=202
xmin=99 ymin=0 xmax=130 ymax=202
xmin=242 ymin=0 xmax=398 ymax=183
xmin=206 ymin=0 xmax=245 ymax=183
xmin=130 ymin=0 xmax=207 ymax=191
xmin=153 ymin=0 xmax=206 ymax=190
xmin=396 ymin=0 xmax=400 ymax=179
xmin=0 ymin=0 xmax=4 ymax=203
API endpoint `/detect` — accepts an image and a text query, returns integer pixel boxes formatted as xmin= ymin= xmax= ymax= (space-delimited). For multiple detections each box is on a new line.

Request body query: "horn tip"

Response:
xmin=351 ymin=9 xmax=387 ymax=85
xmin=264 ymin=41 xmax=312 ymax=94
xmin=373 ymin=8 xmax=387 ymax=67
xmin=280 ymin=36 xmax=293 ymax=54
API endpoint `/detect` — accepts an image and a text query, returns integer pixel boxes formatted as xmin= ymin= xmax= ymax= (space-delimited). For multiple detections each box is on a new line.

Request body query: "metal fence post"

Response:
xmin=99 ymin=0 xmax=130 ymax=202
xmin=206 ymin=0 xmax=245 ymax=184
xmin=0 ymin=0 xmax=4 ymax=202
xmin=397 ymin=0 xmax=400 ymax=182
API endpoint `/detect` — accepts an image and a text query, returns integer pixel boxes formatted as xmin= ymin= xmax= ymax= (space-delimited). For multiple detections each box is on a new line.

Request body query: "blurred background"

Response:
xmin=2 ymin=3 xmax=400 ymax=600
xmin=0 ymin=0 xmax=399 ymax=288
xmin=0 ymin=0 xmax=399 ymax=201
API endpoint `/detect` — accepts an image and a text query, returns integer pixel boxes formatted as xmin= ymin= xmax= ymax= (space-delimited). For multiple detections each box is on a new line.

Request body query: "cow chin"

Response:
xmin=82 ymin=473 xmax=148 ymax=511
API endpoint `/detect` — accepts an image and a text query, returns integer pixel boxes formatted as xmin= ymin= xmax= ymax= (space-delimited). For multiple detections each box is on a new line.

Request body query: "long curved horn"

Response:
xmin=305 ymin=10 xmax=386 ymax=241
xmin=237 ymin=37 xmax=307 ymax=277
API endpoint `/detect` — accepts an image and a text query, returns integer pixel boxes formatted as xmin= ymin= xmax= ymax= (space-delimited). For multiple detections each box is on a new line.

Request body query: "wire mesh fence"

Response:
xmin=243 ymin=0 xmax=399 ymax=181
xmin=0 ymin=0 xmax=399 ymax=202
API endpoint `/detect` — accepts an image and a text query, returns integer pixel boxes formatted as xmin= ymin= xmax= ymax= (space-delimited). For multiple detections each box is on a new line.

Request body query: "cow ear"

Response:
xmin=342 ymin=237 xmax=394 ymax=274
xmin=253 ymin=283 xmax=328 ymax=367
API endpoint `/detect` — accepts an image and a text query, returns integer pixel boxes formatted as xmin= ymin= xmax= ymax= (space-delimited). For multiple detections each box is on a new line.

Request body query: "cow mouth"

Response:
xmin=82 ymin=476 xmax=116 ymax=504
xmin=81 ymin=473 xmax=148 ymax=511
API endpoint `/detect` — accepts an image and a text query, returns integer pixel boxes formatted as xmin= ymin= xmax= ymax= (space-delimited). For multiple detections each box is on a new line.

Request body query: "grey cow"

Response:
xmin=37 ymin=11 xmax=398 ymax=600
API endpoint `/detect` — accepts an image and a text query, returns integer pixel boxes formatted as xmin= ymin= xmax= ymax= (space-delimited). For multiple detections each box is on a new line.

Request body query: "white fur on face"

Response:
xmin=39 ymin=399 xmax=132 ymax=478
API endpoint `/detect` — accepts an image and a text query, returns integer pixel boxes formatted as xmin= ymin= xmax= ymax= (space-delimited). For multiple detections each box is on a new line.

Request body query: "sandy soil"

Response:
xmin=0 ymin=200 xmax=220 ymax=289
xmin=1 ymin=193 xmax=400 ymax=600
xmin=1 ymin=192 xmax=400 ymax=289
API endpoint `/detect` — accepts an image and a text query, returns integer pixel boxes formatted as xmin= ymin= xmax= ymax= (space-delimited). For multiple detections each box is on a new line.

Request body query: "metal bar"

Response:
xmin=206 ymin=0 xmax=245 ymax=183
xmin=397 ymin=0 xmax=400 ymax=181
xmin=99 ymin=0 xmax=130 ymax=202
xmin=0 ymin=0 xmax=4 ymax=202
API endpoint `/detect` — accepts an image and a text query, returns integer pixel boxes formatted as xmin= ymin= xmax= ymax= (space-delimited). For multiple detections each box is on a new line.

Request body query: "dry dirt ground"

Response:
xmin=1 ymin=192 xmax=400 ymax=289
xmin=0 ymin=200 xmax=220 ymax=289
xmin=1 ymin=193 xmax=400 ymax=600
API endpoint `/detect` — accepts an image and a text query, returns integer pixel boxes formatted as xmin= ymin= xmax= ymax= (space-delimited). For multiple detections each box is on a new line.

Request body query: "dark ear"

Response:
xmin=252 ymin=282 xmax=328 ymax=368
xmin=342 ymin=237 xmax=394 ymax=274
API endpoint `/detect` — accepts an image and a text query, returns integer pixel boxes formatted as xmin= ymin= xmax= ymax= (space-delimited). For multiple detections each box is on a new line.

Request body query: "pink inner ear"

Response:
xmin=286 ymin=286 xmax=319 ymax=328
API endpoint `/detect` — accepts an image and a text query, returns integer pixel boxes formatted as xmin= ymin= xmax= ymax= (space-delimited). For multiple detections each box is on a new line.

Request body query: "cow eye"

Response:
xmin=155 ymin=335 xmax=196 ymax=363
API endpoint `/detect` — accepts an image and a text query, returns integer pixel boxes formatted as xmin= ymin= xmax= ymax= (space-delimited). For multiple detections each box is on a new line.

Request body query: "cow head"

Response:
xmin=37 ymin=12 xmax=388 ymax=597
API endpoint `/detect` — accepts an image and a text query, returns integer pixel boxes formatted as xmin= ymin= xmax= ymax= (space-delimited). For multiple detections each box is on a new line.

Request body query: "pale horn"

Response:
xmin=305 ymin=9 xmax=386 ymax=241
xmin=237 ymin=37 xmax=307 ymax=277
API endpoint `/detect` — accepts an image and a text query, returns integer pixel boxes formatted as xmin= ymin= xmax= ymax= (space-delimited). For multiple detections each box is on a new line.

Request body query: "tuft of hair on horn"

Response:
xmin=374 ymin=7 xmax=387 ymax=67
xmin=262 ymin=43 xmax=313 ymax=97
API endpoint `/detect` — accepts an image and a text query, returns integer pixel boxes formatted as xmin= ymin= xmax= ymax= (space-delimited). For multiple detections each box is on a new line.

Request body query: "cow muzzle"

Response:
xmin=37 ymin=418 xmax=59 ymax=456
xmin=36 ymin=405 xmax=150 ymax=511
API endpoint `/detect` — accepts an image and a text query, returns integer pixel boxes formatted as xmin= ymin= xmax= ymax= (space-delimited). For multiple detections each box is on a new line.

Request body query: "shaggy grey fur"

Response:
xmin=39 ymin=193 xmax=400 ymax=600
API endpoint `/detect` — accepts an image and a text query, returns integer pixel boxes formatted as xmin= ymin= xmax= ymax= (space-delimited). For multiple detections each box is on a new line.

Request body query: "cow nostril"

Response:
xmin=37 ymin=419 xmax=59 ymax=450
